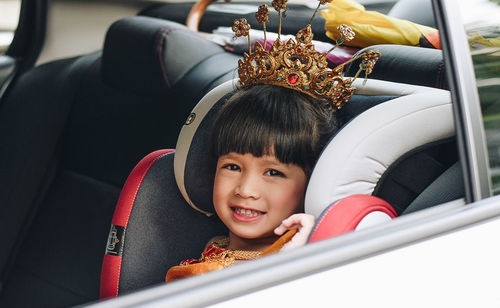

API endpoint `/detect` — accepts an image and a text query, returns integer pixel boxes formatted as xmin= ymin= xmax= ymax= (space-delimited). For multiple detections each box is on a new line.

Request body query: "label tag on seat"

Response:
xmin=105 ymin=225 xmax=126 ymax=257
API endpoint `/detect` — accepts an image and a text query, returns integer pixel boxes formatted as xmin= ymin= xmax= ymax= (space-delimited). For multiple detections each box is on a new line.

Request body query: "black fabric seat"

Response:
xmin=0 ymin=16 xmax=240 ymax=308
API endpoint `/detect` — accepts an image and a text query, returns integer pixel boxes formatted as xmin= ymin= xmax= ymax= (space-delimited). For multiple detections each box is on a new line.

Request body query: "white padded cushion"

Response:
xmin=355 ymin=211 xmax=393 ymax=230
xmin=305 ymin=79 xmax=453 ymax=218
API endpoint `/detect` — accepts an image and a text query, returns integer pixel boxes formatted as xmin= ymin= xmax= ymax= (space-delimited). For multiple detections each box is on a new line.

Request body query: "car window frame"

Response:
xmin=432 ymin=0 xmax=492 ymax=202
xmin=5 ymin=0 xmax=47 ymax=73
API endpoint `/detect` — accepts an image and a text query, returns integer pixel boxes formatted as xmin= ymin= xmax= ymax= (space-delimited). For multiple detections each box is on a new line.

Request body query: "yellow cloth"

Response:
xmin=469 ymin=31 xmax=500 ymax=47
xmin=322 ymin=0 xmax=436 ymax=48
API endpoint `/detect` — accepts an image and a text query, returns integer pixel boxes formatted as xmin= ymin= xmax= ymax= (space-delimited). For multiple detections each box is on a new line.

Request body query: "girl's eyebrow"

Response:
xmin=219 ymin=153 xmax=239 ymax=160
xmin=259 ymin=156 xmax=285 ymax=166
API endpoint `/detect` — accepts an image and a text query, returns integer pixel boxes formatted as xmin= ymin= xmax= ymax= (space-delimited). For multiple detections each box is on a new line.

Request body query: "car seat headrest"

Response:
xmin=102 ymin=16 xmax=223 ymax=94
xmin=345 ymin=44 xmax=447 ymax=90
xmin=305 ymin=79 xmax=454 ymax=218
xmin=172 ymin=79 xmax=389 ymax=216
xmin=173 ymin=78 xmax=452 ymax=217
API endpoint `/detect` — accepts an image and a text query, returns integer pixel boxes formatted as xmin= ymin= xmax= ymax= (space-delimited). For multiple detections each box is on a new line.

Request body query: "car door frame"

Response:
xmin=83 ymin=0 xmax=500 ymax=306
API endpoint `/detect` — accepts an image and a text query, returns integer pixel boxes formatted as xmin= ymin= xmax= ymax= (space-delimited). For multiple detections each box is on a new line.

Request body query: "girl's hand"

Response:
xmin=274 ymin=214 xmax=315 ymax=251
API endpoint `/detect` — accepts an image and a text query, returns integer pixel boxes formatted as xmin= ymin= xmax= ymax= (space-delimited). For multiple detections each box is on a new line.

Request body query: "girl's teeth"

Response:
xmin=235 ymin=208 xmax=260 ymax=217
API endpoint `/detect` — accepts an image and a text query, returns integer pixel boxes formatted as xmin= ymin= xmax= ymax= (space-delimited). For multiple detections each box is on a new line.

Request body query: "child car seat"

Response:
xmin=100 ymin=73 xmax=455 ymax=297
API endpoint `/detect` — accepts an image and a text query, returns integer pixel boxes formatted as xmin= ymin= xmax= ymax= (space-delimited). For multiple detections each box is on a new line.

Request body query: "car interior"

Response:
xmin=0 ymin=0 xmax=464 ymax=307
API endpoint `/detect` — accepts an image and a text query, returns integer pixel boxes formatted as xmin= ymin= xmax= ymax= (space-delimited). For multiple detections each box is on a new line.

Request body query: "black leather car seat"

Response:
xmin=0 ymin=16 xmax=240 ymax=308
xmin=388 ymin=0 xmax=436 ymax=28
xmin=346 ymin=44 xmax=447 ymax=90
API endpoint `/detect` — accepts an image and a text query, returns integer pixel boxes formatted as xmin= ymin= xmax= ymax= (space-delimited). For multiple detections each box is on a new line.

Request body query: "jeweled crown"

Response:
xmin=232 ymin=0 xmax=381 ymax=111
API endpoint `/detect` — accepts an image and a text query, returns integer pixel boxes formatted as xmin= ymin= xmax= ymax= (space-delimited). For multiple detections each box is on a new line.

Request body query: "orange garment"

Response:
xmin=166 ymin=230 xmax=296 ymax=282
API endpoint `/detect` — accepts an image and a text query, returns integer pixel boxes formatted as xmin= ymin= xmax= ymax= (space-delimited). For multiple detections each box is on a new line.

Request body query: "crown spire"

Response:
xmin=272 ymin=0 xmax=287 ymax=40
xmin=310 ymin=0 xmax=332 ymax=24
xmin=256 ymin=4 xmax=270 ymax=49
xmin=232 ymin=18 xmax=252 ymax=54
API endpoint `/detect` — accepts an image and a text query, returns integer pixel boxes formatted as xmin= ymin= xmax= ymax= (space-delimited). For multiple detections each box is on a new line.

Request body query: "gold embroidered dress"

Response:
xmin=166 ymin=230 xmax=296 ymax=282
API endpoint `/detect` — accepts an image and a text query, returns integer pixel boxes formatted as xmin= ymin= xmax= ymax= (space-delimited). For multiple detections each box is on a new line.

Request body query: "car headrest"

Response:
xmin=305 ymin=79 xmax=453 ymax=218
xmin=173 ymin=78 xmax=452 ymax=217
xmin=345 ymin=44 xmax=447 ymax=89
xmin=101 ymin=16 xmax=224 ymax=94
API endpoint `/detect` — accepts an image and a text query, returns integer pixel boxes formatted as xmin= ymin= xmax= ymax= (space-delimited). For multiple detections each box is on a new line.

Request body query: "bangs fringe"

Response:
xmin=212 ymin=85 xmax=337 ymax=175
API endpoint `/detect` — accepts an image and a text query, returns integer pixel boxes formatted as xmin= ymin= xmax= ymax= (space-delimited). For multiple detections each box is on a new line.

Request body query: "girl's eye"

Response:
xmin=265 ymin=169 xmax=285 ymax=177
xmin=222 ymin=164 xmax=240 ymax=171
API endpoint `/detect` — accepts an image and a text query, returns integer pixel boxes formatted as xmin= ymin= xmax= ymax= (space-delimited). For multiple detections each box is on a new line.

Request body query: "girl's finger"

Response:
xmin=280 ymin=213 xmax=309 ymax=228
xmin=274 ymin=224 xmax=288 ymax=235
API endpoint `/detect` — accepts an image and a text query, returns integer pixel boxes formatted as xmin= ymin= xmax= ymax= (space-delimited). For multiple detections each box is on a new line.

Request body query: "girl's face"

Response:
xmin=213 ymin=152 xmax=307 ymax=243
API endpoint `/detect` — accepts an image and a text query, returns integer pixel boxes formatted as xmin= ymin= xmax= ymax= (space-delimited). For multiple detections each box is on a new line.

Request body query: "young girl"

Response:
xmin=166 ymin=84 xmax=340 ymax=281
xmin=166 ymin=0 xmax=379 ymax=282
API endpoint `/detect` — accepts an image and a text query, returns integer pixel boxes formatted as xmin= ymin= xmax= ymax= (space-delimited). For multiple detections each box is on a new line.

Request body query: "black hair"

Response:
xmin=212 ymin=84 xmax=340 ymax=176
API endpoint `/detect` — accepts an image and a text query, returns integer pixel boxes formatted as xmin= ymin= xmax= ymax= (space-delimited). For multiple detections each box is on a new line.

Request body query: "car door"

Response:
xmin=83 ymin=0 xmax=500 ymax=307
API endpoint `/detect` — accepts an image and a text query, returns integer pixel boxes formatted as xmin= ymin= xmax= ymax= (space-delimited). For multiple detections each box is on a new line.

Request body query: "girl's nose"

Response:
xmin=235 ymin=173 xmax=260 ymax=199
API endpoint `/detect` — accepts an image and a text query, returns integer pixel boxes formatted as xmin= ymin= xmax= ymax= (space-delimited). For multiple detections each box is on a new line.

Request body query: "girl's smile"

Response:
xmin=231 ymin=205 xmax=265 ymax=221
xmin=213 ymin=152 xmax=307 ymax=250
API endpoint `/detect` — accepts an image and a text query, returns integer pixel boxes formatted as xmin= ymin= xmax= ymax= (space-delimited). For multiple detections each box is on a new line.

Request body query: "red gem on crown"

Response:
xmin=287 ymin=73 xmax=299 ymax=84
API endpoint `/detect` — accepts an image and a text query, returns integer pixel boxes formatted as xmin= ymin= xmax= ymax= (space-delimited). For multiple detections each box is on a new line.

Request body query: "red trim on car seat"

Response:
xmin=309 ymin=195 xmax=397 ymax=243
xmin=100 ymin=149 xmax=174 ymax=299
xmin=112 ymin=149 xmax=174 ymax=227
xmin=100 ymin=254 xmax=122 ymax=299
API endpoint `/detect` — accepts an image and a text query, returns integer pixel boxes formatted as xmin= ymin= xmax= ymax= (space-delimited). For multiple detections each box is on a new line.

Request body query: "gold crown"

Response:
xmin=231 ymin=1 xmax=381 ymax=111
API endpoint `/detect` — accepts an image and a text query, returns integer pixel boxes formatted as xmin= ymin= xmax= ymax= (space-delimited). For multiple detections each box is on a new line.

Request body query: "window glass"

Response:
xmin=0 ymin=0 xmax=22 ymax=54
xmin=460 ymin=0 xmax=500 ymax=194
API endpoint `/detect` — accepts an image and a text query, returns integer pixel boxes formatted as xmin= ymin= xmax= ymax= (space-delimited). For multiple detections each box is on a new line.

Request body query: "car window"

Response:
xmin=0 ymin=0 xmax=21 ymax=54
xmin=459 ymin=0 xmax=500 ymax=194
